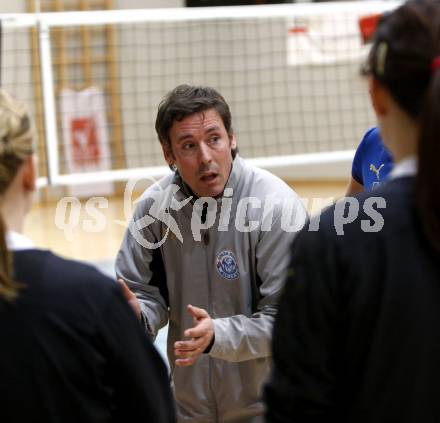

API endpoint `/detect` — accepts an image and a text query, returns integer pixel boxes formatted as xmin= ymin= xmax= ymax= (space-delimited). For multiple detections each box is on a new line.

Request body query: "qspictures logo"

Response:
xmin=54 ymin=177 xmax=386 ymax=247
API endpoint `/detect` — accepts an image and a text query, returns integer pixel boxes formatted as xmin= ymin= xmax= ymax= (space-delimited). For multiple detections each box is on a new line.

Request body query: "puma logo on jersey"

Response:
xmin=369 ymin=163 xmax=385 ymax=180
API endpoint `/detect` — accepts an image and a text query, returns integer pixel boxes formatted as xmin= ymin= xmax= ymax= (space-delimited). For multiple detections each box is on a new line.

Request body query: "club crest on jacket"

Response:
xmin=216 ymin=250 xmax=239 ymax=280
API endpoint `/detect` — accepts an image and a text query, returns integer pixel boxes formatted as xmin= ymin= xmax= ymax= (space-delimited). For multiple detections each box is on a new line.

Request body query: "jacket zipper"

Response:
xmin=203 ymin=225 xmax=218 ymax=423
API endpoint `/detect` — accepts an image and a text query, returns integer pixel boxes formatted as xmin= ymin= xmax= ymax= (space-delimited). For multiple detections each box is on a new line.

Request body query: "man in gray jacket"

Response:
xmin=116 ymin=84 xmax=307 ymax=423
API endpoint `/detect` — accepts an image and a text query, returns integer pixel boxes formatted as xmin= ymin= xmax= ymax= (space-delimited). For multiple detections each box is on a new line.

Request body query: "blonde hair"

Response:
xmin=0 ymin=89 xmax=34 ymax=301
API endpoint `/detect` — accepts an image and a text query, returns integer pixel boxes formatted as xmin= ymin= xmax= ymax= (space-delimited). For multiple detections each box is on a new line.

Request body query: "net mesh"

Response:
xmin=116 ymin=15 xmax=373 ymax=169
xmin=0 ymin=2 xmax=401 ymax=184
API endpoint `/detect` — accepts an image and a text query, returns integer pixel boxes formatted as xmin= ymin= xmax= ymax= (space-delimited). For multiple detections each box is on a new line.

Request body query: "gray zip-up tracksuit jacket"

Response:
xmin=116 ymin=156 xmax=307 ymax=423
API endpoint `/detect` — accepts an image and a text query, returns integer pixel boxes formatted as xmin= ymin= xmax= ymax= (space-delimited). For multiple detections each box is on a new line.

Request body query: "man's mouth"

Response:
xmin=200 ymin=172 xmax=218 ymax=183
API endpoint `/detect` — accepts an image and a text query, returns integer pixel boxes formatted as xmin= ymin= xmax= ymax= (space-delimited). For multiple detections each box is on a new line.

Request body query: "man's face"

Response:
xmin=163 ymin=108 xmax=236 ymax=198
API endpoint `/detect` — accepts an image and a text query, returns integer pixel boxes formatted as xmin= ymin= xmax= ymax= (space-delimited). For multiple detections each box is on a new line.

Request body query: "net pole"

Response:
xmin=38 ymin=18 xmax=59 ymax=185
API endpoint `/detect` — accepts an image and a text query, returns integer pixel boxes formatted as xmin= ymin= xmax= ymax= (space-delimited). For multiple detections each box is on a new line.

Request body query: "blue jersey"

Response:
xmin=352 ymin=127 xmax=393 ymax=191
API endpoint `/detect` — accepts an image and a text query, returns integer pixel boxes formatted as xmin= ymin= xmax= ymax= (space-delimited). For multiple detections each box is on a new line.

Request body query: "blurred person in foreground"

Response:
xmin=0 ymin=89 xmax=175 ymax=423
xmin=265 ymin=1 xmax=440 ymax=422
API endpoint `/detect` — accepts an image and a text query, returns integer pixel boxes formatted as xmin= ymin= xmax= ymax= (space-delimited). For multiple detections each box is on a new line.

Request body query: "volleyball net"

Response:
xmin=0 ymin=1 xmax=401 ymax=189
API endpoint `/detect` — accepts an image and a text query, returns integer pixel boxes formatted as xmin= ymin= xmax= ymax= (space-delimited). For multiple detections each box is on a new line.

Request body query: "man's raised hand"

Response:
xmin=174 ymin=305 xmax=214 ymax=367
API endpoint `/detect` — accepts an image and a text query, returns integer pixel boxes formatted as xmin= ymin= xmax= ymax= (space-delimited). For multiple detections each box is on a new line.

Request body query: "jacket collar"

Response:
xmin=223 ymin=154 xmax=244 ymax=196
xmin=389 ymin=155 xmax=417 ymax=180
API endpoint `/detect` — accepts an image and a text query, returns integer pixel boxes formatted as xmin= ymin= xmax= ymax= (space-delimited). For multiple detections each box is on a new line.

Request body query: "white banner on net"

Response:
xmin=60 ymin=87 xmax=114 ymax=197
xmin=287 ymin=13 xmax=369 ymax=66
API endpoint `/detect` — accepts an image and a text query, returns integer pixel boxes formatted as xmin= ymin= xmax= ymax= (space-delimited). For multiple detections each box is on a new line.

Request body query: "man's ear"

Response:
xmin=369 ymin=76 xmax=388 ymax=118
xmin=22 ymin=155 xmax=36 ymax=192
xmin=229 ymin=134 xmax=237 ymax=150
xmin=161 ymin=143 xmax=175 ymax=168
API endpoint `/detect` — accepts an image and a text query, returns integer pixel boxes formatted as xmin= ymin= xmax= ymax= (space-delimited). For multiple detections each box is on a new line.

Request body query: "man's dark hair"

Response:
xmin=155 ymin=84 xmax=236 ymax=157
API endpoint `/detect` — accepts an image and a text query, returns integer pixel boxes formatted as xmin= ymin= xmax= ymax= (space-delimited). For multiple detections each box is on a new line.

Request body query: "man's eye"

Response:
xmin=210 ymin=136 xmax=220 ymax=144
xmin=182 ymin=143 xmax=194 ymax=150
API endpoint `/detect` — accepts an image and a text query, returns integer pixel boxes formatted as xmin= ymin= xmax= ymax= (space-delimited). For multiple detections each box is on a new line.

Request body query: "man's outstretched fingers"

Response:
xmin=174 ymin=340 xmax=200 ymax=351
xmin=184 ymin=325 xmax=209 ymax=338
xmin=187 ymin=304 xmax=209 ymax=319
xmin=175 ymin=358 xmax=196 ymax=367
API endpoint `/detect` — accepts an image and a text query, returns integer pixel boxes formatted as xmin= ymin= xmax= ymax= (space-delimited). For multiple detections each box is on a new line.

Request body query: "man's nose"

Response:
xmin=198 ymin=142 xmax=212 ymax=164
